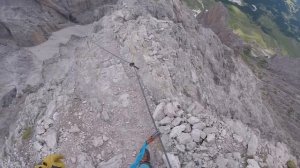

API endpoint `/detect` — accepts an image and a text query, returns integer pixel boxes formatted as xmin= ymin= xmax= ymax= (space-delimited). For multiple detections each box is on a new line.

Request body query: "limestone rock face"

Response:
xmin=0 ymin=0 xmax=299 ymax=167
xmin=0 ymin=0 xmax=118 ymax=46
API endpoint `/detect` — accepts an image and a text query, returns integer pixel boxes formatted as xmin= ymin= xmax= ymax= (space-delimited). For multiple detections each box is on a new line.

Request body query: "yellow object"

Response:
xmin=35 ymin=154 xmax=65 ymax=168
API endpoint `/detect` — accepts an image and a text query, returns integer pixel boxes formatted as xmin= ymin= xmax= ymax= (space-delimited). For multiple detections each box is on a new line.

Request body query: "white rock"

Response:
xmin=176 ymin=144 xmax=185 ymax=152
xmin=153 ymin=102 xmax=166 ymax=121
xmin=69 ymin=124 xmax=80 ymax=133
xmin=185 ymin=161 xmax=196 ymax=168
xmin=164 ymin=102 xmax=176 ymax=117
xmin=186 ymin=142 xmax=196 ymax=151
xmin=43 ymin=119 xmax=53 ymax=130
xmin=177 ymin=133 xmax=192 ymax=144
xmin=247 ymin=134 xmax=258 ymax=156
xmin=233 ymin=134 xmax=243 ymax=143
xmin=200 ymin=131 xmax=207 ymax=139
xmin=45 ymin=129 xmax=57 ymax=149
xmin=103 ymin=135 xmax=109 ymax=141
xmin=216 ymin=155 xmax=228 ymax=168
xmin=172 ymin=101 xmax=181 ymax=110
xmin=96 ymin=154 xmax=102 ymax=160
xmin=159 ymin=116 xmax=173 ymax=125
xmin=102 ymin=111 xmax=110 ymax=121
xmin=246 ymin=159 xmax=260 ymax=168
xmin=159 ymin=125 xmax=171 ymax=134
xmin=206 ymin=134 xmax=215 ymax=143
xmin=187 ymin=103 xmax=196 ymax=113
xmin=187 ymin=116 xmax=200 ymax=124
xmin=77 ymin=153 xmax=95 ymax=168
xmin=221 ymin=129 xmax=227 ymax=137
xmin=92 ymin=137 xmax=104 ymax=147
xmin=98 ymin=154 xmax=123 ymax=168
xmin=184 ymin=124 xmax=192 ymax=133
xmin=171 ymin=117 xmax=182 ymax=126
xmin=36 ymin=126 xmax=46 ymax=135
xmin=192 ymin=102 xmax=205 ymax=116
xmin=33 ymin=141 xmax=43 ymax=151
xmin=164 ymin=153 xmax=181 ymax=168
xmin=192 ymin=123 xmax=206 ymax=130
xmin=227 ymin=159 xmax=239 ymax=168
xmin=265 ymin=155 xmax=274 ymax=167
xmin=176 ymin=110 xmax=184 ymax=116
xmin=71 ymin=157 xmax=77 ymax=163
xmin=232 ymin=152 xmax=241 ymax=161
xmin=191 ymin=129 xmax=202 ymax=142
xmin=170 ymin=125 xmax=186 ymax=138
xmin=203 ymin=127 xmax=218 ymax=134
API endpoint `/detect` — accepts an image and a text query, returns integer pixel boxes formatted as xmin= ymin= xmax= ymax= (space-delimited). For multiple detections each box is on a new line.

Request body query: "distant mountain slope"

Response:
xmin=184 ymin=0 xmax=300 ymax=57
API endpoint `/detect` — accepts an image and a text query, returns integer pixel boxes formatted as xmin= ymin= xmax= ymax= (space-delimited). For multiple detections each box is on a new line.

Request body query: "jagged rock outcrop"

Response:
xmin=0 ymin=0 xmax=298 ymax=167
xmin=0 ymin=0 xmax=117 ymax=46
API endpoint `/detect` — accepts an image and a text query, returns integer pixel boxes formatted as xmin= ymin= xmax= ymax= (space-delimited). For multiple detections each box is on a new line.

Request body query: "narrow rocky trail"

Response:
xmin=22 ymin=20 xmax=166 ymax=167
xmin=0 ymin=0 xmax=299 ymax=167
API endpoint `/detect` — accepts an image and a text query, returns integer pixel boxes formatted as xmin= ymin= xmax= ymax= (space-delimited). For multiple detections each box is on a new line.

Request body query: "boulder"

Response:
xmin=216 ymin=155 xmax=228 ymax=168
xmin=233 ymin=134 xmax=243 ymax=143
xmin=206 ymin=134 xmax=215 ymax=143
xmin=92 ymin=136 xmax=104 ymax=147
xmin=160 ymin=116 xmax=173 ymax=125
xmin=170 ymin=125 xmax=186 ymax=138
xmin=177 ymin=133 xmax=192 ymax=144
xmin=69 ymin=124 xmax=81 ymax=133
xmin=187 ymin=116 xmax=200 ymax=125
xmin=246 ymin=159 xmax=260 ymax=168
xmin=44 ymin=129 xmax=57 ymax=149
xmin=191 ymin=129 xmax=202 ymax=142
xmin=164 ymin=102 xmax=177 ymax=117
xmin=192 ymin=123 xmax=206 ymax=130
xmin=186 ymin=142 xmax=196 ymax=151
xmin=172 ymin=117 xmax=182 ymax=126
xmin=153 ymin=102 xmax=166 ymax=121
xmin=159 ymin=125 xmax=171 ymax=134
xmin=33 ymin=141 xmax=43 ymax=151
xmin=176 ymin=144 xmax=185 ymax=152
xmin=36 ymin=126 xmax=46 ymax=135
xmin=232 ymin=152 xmax=241 ymax=161
xmin=184 ymin=124 xmax=192 ymax=133
xmin=247 ymin=134 xmax=258 ymax=156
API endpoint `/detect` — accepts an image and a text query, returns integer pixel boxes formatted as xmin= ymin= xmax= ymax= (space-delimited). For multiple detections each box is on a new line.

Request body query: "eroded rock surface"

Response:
xmin=0 ymin=0 xmax=299 ymax=167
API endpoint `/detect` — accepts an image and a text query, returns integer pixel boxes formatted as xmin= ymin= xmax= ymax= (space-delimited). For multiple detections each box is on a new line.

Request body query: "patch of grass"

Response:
xmin=22 ymin=127 xmax=32 ymax=140
xmin=183 ymin=0 xmax=204 ymax=10
xmin=287 ymin=160 xmax=297 ymax=168
xmin=183 ymin=0 xmax=216 ymax=10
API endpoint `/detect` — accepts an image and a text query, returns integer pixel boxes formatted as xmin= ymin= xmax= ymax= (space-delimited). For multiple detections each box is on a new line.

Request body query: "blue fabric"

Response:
xmin=138 ymin=163 xmax=151 ymax=168
xmin=130 ymin=142 xmax=148 ymax=168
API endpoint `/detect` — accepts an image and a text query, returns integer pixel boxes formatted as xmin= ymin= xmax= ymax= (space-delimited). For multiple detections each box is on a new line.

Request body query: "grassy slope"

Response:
xmin=257 ymin=15 xmax=300 ymax=57
xmin=225 ymin=4 xmax=300 ymax=57
xmin=227 ymin=5 xmax=277 ymax=54
xmin=183 ymin=0 xmax=300 ymax=57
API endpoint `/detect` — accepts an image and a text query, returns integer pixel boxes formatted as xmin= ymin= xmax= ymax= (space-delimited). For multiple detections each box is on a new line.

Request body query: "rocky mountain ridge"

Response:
xmin=0 ymin=0 xmax=299 ymax=167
